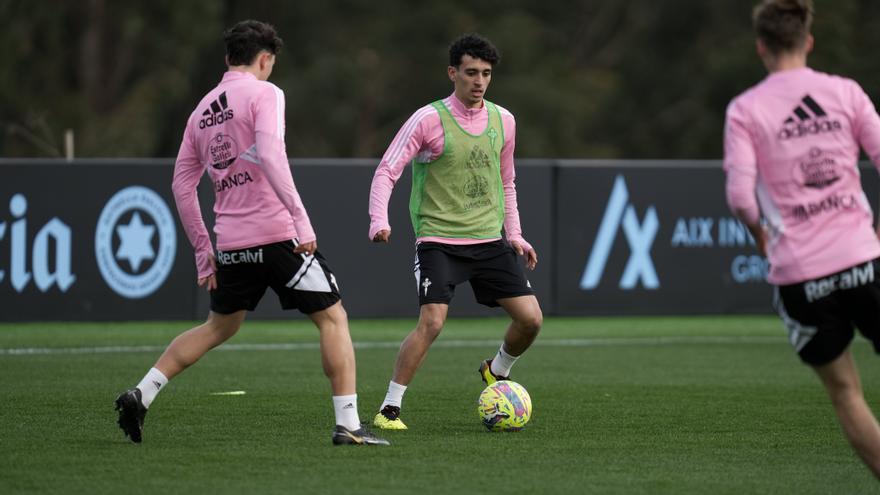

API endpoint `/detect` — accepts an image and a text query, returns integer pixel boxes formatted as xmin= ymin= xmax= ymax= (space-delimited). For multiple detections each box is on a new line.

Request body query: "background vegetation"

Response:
xmin=3 ymin=0 xmax=880 ymax=159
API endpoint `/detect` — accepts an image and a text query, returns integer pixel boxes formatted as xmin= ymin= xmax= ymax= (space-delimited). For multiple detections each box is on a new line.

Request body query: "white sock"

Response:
xmin=332 ymin=394 xmax=361 ymax=430
xmin=490 ymin=346 xmax=520 ymax=378
xmin=136 ymin=367 xmax=168 ymax=409
xmin=380 ymin=381 xmax=407 ymax=410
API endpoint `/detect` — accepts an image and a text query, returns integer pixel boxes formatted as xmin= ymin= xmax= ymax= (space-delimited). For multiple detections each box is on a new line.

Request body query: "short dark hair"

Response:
xmin=753 ymin=0 xmax=813 ymax=55
xmin=224 ymin=20 xmax=283 ymax=66
xmin=449 ymin=33 xmax=500 ymax=67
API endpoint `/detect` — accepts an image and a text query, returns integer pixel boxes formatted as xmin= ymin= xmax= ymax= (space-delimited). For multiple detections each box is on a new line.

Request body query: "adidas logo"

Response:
xmin=199 ymin=91 xmax=234 ymax=129
xmin=342 ymin=403 xmax=355 ymax=410
xmin=152 ymin=380 xmax=162 ymax=390
xmin=778 ymin=94 xmax=841 ymax=140
xmin=465 ymin=145 xmax=491 ymax=170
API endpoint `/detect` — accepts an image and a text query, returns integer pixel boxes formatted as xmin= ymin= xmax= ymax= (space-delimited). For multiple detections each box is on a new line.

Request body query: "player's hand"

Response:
xmin=373 ymin=229 xmax=391 ymax=243
xmin=747 ymin=223 xmax=767 ymax=257
xmin=198 ymin=274 xmax=217 ymax=291
xmin=198 ymin=254 xmax=217 ymax=291
xmin=295 ymin=240 xmax=317 ymax=256
xmin=511 ymin=240 xmax=538 ymax=271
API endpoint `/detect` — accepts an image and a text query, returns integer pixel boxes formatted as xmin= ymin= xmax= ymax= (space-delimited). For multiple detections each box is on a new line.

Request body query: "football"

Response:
xmin=477 ymin=380 xmax=532 ymax=431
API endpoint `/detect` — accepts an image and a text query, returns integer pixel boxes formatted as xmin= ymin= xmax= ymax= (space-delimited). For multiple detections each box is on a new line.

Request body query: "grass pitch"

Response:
xmin=0 ymin=316 xmax=877 ymax=494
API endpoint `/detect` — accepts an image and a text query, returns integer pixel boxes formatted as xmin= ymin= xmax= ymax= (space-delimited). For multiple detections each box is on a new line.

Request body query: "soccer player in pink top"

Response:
xmin=114 ymin=20 xmax=387 ymax=446
xmin=369 ymin=34 xmax=543 ymax=430
xmin=724 ymin=0 xmax=880 ymax=477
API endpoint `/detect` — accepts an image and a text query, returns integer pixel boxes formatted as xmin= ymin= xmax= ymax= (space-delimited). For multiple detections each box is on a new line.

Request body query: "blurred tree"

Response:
xmin=1 ymin=0 xmax=223 ymax=157
xmin=1 ymin=0 xmax=878 ymax=159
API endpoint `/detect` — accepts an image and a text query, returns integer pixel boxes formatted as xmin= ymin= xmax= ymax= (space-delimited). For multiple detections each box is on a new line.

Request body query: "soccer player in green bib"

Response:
xmin=368 ymin=33 xmax=542 ymax=429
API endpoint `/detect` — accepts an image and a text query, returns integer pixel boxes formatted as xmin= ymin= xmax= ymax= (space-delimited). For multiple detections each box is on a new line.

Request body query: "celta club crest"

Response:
xmin=487 ymin=127 xmax=498 ymax=149
xmin=464 ymin=175 xmax=489 ymax=199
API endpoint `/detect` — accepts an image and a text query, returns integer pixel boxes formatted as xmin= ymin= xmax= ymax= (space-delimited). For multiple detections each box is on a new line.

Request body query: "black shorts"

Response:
xmin=413 ymin=240 xmax=534 ymax=307
xmin=774 ymin=258 xmax=880 ymax=366
xmin=210 ymin=240 xmax=341 ymax=315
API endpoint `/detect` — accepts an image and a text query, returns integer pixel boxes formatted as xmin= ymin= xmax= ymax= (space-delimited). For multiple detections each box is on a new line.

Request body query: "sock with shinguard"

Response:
xmin=380 ymin=381 xmax=407 ymax=410
xmin=490 ymin=346 xmax=519 ymax=378
xmin=136 ymin=367 xmax=168 ymax=409
xmin=332 ymin=394 xmax=361 ymax=431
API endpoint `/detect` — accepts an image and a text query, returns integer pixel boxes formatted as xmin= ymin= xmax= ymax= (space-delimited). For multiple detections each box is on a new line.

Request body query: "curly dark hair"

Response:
xmin=224 ymin=20 xmax=283 ymax=66
xmin=753 ymin=0 xmax=814 ymax=54
xmin=448 ymin=33 xmax=500 ymax=67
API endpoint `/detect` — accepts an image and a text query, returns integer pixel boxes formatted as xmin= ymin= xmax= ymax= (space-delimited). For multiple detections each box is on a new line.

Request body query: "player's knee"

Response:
xmin=214 ymin=323 xmax=241 ymax=341
xmin=829 ymin=383 xmax=864 ymax=409
xmin=325 ymin=302 xmax=349 ymax=327
xmin=205 ymin=314 xmax=242 ymax=340
xmin=517 ymin=310 xmax=543 ymax=336
xmin=822 ymin=373 xmax=863 ymax=408
xmin=310 ymin=302 xmax=350 ymax=333
xmin=417 ymin=315 xmax=445 ymax=338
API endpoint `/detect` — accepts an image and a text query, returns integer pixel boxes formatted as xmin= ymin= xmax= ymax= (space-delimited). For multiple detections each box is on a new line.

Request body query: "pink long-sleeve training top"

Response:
xmin=369 ymin=94 xmax=532 ymax=252
xmin=172 ymin=71 xmax=315 ymax=279
xmin=724 ymin=67 xmax=880 ymax=285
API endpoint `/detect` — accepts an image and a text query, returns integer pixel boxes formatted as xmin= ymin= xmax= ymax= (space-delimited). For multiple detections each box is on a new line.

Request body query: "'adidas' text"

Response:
xmin=199 ymin=92 xmax=235 ymax=129
xmin=778 ymin=119 xmax=842 ymax=140
xmin=778 ymin=94 xmax=841 ymax=141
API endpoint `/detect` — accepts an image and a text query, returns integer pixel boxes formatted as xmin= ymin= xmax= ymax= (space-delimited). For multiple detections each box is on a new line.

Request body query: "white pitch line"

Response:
xmin=0 ymin=336 xmax=786 ymax=356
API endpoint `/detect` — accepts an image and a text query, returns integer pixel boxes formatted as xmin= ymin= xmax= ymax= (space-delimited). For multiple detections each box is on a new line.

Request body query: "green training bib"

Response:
xmin=409 ymin=100 xmax=505 ymax=238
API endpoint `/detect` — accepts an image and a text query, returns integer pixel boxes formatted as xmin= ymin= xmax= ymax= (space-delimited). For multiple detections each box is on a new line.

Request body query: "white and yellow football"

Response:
xmin=477 ymin=380 xmax=532 ymax=432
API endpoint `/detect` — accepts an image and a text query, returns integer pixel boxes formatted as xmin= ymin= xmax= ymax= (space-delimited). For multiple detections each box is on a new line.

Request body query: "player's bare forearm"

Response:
xmin=744 ymin=222 xmax=767 ymax=257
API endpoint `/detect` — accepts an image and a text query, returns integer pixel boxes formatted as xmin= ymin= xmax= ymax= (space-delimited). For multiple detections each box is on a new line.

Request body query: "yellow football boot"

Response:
xmin=373 ymin=405 xmax=408 ymax=430
xmin=479 ymin=359 xmax=508 ymax=386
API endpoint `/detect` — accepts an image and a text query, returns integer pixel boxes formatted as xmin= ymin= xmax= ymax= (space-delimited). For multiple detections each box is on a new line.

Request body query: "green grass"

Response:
xmin=0 ymin=316 xmax=877 ymax=493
